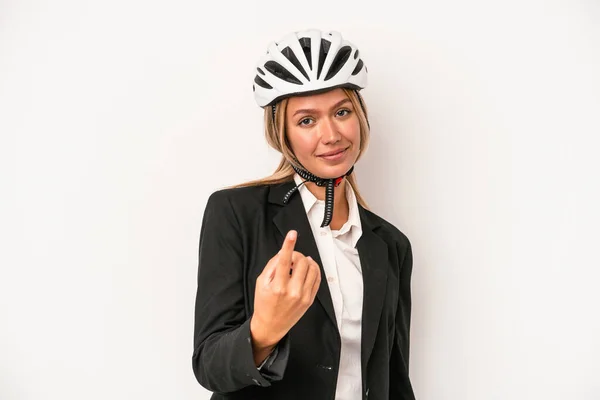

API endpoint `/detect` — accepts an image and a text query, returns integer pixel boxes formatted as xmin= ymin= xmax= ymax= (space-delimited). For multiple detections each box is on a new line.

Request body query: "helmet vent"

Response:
xmin=281 ymin=46 xmax=309 ymax=80
xmin=298 ymin=37 xmax=312 ymax=69
xmin=254 ymin=75 xmax=273 ymax=89
xmin=351 ymin=59 xmax=364 ymax=76
xmin=316 ymin=39 xmax=331 ymax=79
xmin=325 ymin=46 xmax=352 ymax=81
xmin=264 ymin=61 xmax=302 ymax=84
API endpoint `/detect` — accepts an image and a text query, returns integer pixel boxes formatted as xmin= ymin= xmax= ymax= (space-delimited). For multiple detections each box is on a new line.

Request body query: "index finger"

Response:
xmin=274 ymin=230 xmax=297 ymax=282
xmin=278 ymin=230 xmax=297 ymax=265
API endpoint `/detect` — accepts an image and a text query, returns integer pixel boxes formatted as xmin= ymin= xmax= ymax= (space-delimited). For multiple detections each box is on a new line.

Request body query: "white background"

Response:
xmin=1 ymin=0 xmax=599 ymax=399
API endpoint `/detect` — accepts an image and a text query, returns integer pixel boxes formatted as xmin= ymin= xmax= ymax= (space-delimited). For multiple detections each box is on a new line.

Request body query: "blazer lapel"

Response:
xmin=269 ymin=181 xmax=338 ymax=331
xmin=357 ymin=205 xmax=389 ymax=368
xmin=269 ymin=182 xmax=390 ymax=370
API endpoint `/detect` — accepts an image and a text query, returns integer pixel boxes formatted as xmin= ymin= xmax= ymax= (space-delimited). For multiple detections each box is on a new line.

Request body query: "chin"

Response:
xmin=311 ymin=160 xmax=354 ymax=179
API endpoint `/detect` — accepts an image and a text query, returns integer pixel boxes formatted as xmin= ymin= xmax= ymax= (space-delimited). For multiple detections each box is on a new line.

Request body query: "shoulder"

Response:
xmin=204 ymin=181 xmax=290 ymax=218
xmin=200 ymin=184 xmax=275 ymax=234
xmin=205 ymin=184 xmax=269 ymax=215
xmin=360 ymin=206 xmax=412 ymax=252
xmin=361 ymin=206 xmax=414 ymax=268
xmin=206 ymin=184 xmax=271 ymax=206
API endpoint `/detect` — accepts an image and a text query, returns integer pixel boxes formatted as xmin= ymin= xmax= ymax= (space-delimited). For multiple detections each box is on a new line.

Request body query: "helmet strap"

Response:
xmin=283 ymin=162 xmax=354 ymax=228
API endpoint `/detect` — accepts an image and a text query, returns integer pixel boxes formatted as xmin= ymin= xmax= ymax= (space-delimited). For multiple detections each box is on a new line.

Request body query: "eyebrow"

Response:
xmin=292 ymin=98 xmax=352 ymax=117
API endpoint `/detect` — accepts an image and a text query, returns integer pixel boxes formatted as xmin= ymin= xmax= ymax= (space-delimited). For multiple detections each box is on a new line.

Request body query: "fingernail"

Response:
xmin=288 ymin=231 xmax=297 ymax=240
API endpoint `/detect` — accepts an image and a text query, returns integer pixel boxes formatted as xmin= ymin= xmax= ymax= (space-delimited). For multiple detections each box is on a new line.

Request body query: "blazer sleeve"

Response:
xmin=191 ymin=191 xmax=289 ymax=393
xmin=389 ymin=238 xmax=416 ymax=399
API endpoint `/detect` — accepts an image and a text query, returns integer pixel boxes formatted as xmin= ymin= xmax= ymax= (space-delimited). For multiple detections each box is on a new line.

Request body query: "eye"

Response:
xmin=336 ymin=109 xmax=351 ymax=117
xmin=298 ymin=117 xmax=314 ymax=126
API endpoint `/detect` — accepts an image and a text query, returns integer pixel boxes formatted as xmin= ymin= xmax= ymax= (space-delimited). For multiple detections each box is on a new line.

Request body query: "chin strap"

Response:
xmin=283 ymin=164 xmax=354 ymax=228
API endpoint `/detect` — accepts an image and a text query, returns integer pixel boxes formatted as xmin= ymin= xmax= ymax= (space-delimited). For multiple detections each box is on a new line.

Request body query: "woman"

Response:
xmin=192 ymin=29 xmax=416 ymax=400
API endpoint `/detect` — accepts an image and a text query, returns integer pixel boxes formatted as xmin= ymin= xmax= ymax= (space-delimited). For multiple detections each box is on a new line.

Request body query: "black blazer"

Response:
xmin=192 ymin=180 xmax=416 ymax=400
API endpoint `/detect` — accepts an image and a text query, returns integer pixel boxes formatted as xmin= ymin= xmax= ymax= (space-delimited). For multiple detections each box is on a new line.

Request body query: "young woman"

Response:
xmin=192 ymin=29 xmax=416 ymax=400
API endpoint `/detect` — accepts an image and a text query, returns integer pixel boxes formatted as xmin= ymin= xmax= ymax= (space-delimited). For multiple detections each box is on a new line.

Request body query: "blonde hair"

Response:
xmin=229 ymin=88 xmax=370 ymax=209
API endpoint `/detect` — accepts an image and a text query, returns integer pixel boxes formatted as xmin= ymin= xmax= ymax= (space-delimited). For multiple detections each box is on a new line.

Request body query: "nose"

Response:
xmin=319 ymin=117 xmax=341 ymax=144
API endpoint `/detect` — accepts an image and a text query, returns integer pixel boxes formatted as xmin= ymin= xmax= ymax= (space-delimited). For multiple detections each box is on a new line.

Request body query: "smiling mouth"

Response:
xmin=318 ymin=147 xmax=348 ymax=158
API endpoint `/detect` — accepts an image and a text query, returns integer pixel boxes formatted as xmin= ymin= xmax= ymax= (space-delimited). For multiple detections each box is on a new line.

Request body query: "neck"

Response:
xmin=303 ymin=178 xmax=349 ymax=226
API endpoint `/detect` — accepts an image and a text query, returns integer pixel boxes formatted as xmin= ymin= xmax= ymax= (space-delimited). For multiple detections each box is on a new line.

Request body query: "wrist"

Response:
xmin=250 ymin=316 xmax=278 ymax=349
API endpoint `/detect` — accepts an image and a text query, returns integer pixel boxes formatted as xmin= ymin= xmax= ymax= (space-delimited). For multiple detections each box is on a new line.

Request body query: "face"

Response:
xmin=285 ymin=88 xmax=361 ymax=179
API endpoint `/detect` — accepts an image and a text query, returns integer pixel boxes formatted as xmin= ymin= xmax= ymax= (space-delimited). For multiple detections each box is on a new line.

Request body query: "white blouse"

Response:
xmin=293 ymin=173 xmax=364 ymax=400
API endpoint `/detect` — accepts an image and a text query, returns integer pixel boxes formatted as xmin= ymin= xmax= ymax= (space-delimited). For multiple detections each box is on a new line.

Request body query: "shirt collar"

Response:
xmin=293 ymin=173 xmax=363 ymax=247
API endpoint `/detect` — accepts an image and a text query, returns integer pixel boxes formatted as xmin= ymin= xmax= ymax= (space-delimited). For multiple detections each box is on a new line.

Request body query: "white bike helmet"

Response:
xmin=253 ymin=29 xmax=368 ymax=107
